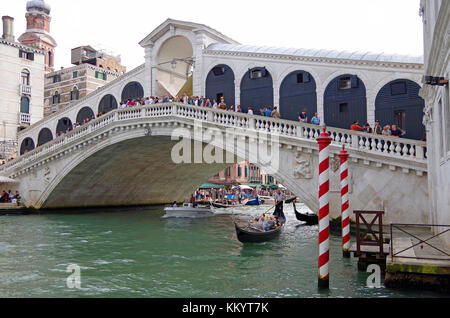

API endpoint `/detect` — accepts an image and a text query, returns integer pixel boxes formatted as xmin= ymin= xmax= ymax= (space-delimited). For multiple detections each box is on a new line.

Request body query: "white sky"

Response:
xmin=3 ymin=0 xmax=424 ymax=71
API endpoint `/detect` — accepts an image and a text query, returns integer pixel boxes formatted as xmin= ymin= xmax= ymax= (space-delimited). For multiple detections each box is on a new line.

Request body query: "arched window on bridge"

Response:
xmin=56 ymin=117 xmax=73 ymax=135
xmin=279 ymin=70 xmax=317 ymax=122
xmin=37 ymin=128 xmax=53 ymax=147
xmin=205 ymin=64 xmax=235 ymax=107
xmin=324 ymin=74 xmax=367 ymax=129
xmin=76 ymin=106 xmax=95 ymax=125
xmin=98 ymin=94 xmax=118 ymax=115
xmin=240 ymin=67 xmax=274 ymax=114
xmin=121 ymin=82 xmax=144 ymax=102
xmin=375 ymin=79 xmax=425 ymax=140
xmin=20 ymin=137 xmax=35 ymax=155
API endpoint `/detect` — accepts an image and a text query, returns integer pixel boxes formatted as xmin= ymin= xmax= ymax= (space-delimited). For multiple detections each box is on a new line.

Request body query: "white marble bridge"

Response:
xmin=0 ymin=100 xmax=428 ymax=224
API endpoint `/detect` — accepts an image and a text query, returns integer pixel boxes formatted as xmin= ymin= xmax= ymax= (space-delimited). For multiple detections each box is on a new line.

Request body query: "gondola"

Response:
xmin=234 ymin=221 xmax=285 ymax=243
xmin=293 ymin=202 xmax=318 ymax=225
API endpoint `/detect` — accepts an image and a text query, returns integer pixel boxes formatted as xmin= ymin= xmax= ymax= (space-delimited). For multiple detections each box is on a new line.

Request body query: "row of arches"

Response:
xmin=20 ymin=81 xmax=146 ymax=155
xmin=205 ymin=65 xmax=425 ymax=140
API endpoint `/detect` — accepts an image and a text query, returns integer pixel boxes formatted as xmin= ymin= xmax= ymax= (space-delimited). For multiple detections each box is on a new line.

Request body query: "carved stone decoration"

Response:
xmin=43 ymin=166 xmax=51 ymax=185
xmin=145 ymin=127 xmax=152 ymax=136
xmin=293 ymin=152 xmax=313 ymax=179
xmin=330 ymin=157 xmax=340 ymax=172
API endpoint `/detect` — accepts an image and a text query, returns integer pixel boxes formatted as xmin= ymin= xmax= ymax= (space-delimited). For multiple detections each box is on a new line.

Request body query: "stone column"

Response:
xmin=143 ymin=45 xmax=154 ymax=98
xmin=192 ymin=32 xmax=205 ymax=97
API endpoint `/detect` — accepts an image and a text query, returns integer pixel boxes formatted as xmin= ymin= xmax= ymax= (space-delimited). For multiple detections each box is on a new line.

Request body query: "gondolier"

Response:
xmin=273 ymin=189 xmax=286 ymax=223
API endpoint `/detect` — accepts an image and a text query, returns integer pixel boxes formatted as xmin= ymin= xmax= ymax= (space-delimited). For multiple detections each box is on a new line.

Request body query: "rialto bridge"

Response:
xmin=0 ymin=19 xmax=430 ymax=223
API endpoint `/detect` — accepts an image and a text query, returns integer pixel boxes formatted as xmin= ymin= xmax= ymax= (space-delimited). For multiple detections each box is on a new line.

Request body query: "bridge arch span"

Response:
xmin=121 ymin=81 xmax=145 ymax=102
xmin=20 ymin=137 xmax=35 ymax=155
xmin=35 ymin=127 xmax=317 ymax=211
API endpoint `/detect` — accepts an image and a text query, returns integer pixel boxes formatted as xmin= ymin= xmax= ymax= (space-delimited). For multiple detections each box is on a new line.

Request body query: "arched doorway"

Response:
xmin=98 ymin=94 xmax=117 ymax=114
xmin=240 ymin=67 xmax=274 ymax=114
xmin=279 ymin=70 xmax=317 ymax=121
xmin=76 ymin=106 xmax=95 ymax=124
xmin=20 ymin=137 xmax=35 ymax=155
xmin=37 ymin=128 xmax=53 ymax=146
xmin=121 ymin=81 xmax=144 ymax=102
xmin=375 ymin=79 xmax=425 ymax=140
xmin=156 ymin=36 xmax=194 ymax=97
xmin=56 ymin=117 xmax=73 ymax=135
xmin=205 ymin=64 xmax=235 ymax=106
xmin=324 ymin=74 xmax=367 ymax=129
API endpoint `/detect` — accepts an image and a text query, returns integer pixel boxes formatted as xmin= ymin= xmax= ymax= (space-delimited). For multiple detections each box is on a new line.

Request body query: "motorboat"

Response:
xmin=245 ymin=195 xmax=261 ymax=206
xmin=259 ymin=195 xmax=275 ymax=205
xmin=163 ymin=203 xmax=214 ymax=218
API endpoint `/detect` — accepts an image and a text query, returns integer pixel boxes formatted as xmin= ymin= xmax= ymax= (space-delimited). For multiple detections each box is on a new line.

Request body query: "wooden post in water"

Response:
xmin=339 ymin=145 xmax=350 ymax=258
xmin=316 ymin=127 xmax=331 ymax=289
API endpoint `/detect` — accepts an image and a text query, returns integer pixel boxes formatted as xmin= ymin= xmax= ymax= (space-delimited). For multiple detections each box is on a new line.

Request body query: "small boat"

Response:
xmin=211 ymin=201 xmax=246 ymax=209
xmin=163 ymin=203 xmax=213 ymax=218
xmin=259 ymin=195 xmax=275 ymax=205
xmin=293 ymin=202 xmax=318 ymax=225
xmin=234 ymin=221 xmax=285 ymax=243
xmin=245 ymin=196 xmax=261 ymax=206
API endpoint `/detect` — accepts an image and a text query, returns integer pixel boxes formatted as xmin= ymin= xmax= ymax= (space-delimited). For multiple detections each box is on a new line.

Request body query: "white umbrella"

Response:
xmin=0 ymin=175 xmax=18 ymax=183
xmin=238 ymin=185 xmax=253 ymax=190
xmin=278 ymin=184 xmax=286 ymax=190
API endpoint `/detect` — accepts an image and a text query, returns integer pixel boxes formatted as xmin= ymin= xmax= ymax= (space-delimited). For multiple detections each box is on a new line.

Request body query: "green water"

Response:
xmin=0 ymin=205 xmax=446 ymax=298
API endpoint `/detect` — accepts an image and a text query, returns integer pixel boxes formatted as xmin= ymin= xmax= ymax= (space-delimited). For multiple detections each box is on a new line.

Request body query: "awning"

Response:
xmin=240 ymin=182 xmax=262 ymax=187
xmin=263 ymin=184 xmax=279 ymax=189
xmin=198 ymin=183 xmax=225 ymax=189
xmin=0 ymin=176 xmax=19 ymax=184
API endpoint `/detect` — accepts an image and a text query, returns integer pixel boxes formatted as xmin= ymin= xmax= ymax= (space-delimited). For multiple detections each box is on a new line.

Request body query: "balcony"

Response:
xmin=19 ymin=113 xmax=31 ymax=125
xmin=19 ymin=84 xmax=32 ymax=95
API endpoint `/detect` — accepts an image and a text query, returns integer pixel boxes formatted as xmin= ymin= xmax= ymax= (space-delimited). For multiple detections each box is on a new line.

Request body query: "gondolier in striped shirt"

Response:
xmin=273 ymin=189 xmax=286 ymax=223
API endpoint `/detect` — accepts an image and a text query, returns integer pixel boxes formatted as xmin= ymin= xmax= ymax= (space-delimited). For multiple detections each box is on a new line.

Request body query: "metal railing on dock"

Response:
xmin=390 ymin=223 xmax=450 ymax=262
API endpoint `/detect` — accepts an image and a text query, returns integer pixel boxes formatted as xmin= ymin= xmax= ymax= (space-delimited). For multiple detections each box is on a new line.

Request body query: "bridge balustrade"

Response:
xmin=0 ymin=102 xmax=427 ymax=175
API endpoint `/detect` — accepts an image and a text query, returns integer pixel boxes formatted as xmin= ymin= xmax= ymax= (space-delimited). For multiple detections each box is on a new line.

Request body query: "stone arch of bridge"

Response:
xmin=36 ymin=127 xmax=318 ymax=212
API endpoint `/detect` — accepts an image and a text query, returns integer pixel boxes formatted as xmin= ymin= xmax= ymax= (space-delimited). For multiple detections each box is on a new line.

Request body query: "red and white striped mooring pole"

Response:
xmin=339 ymin=145 xmax=350 ymax=258
xmin=316 ymin=127 xmax=332 ymax=288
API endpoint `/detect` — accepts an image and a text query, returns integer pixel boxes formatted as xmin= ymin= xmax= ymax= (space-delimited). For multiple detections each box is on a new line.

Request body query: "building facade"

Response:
xmin=0 ymin=16 xmax=45 ymax=161
xmin=419 ymin=0 xmax=450 ymax=244
xmin=44 ymin=61 xmax=124 ymax=117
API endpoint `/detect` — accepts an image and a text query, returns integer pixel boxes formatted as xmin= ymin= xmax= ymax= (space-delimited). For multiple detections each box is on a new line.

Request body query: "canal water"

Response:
xmin=0 ymin=204 xmax=445 ymax=298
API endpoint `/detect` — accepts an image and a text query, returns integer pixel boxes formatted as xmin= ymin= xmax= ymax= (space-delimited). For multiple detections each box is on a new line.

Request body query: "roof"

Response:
xmin=139 ymin=18 xmax=240 ymax=47
xmin=205 ymin=43 xmax=424 ymax=64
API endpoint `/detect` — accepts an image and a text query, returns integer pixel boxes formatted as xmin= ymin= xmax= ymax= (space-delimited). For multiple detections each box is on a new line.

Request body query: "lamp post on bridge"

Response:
xmin=316 ymin=126 xmax=331 ymax=289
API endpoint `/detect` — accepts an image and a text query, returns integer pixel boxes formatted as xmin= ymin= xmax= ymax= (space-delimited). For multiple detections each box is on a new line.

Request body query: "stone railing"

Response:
xmin=17 ymin=63 xmax=146 ymax=138
xmin=0 ymin=103 xmax=427 ymax=174
xmin=19 ymin=113 xmax=31 ymax=125
xmin=19 ymin=84 xmax=32 ymax=95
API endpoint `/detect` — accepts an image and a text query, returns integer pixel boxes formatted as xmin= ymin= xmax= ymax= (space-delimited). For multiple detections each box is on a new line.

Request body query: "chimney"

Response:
xmin=2 ymin=16 xmax=14 ymax=42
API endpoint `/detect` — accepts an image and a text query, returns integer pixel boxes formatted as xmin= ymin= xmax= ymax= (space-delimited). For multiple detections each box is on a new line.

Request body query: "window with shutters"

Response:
xmin=21 ymin=70 xmax=30 ymax=86
xmin=53 ymin=75 xmax=61 ymax=83
xmin=20 ymin=96 xmax=30 ymax=113
xmin=73 ymin=71 xmax=78 ymax=79
xmin=70 ymin=87 xmax=79 ymax=101
xmin=52 ymin=91 xmax=60 ymax=104
xmin=96 ymin=71 xmax=107 ymax=80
